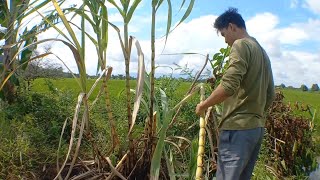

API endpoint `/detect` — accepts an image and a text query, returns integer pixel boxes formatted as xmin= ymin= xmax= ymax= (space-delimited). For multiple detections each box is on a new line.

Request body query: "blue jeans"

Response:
xmin=216 ymin=127 xmax=264 ymax=180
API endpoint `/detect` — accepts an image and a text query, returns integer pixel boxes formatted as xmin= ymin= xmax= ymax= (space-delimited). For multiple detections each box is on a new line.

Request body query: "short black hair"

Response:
xmin=214 ymin=8 xmax=246 ymax=30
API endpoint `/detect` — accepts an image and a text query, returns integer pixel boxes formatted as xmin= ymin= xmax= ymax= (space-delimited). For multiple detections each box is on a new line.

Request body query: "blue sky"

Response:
xmin=16 ymin=0 xmax=320 ymax=88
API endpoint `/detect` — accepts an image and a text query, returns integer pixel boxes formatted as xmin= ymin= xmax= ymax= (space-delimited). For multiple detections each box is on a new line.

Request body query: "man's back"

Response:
xmin=219 ymin=37 xmax=275 ymax=130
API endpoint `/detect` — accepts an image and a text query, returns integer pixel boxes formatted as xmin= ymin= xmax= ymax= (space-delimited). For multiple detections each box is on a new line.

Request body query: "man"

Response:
xmin=195 ymin=8 xmax=275 ymax=180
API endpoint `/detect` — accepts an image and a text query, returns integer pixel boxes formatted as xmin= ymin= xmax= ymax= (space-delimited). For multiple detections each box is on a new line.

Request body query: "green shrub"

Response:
xmin=0 ymin=81 xmax=74 ymax=178
xmin=301 ymin=84 xmax=308 ymax=91
xmin=265 ymin=91 xmax=317 ymax=177
xmin=311 ymin=84 xmax=319 ymax=91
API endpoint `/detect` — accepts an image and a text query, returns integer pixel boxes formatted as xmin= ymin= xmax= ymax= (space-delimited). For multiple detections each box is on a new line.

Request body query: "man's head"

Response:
xmin=214 ymin=8 xmax=247 ymax=46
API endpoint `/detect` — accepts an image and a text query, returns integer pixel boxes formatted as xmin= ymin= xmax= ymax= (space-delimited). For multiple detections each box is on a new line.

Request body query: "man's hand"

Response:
xmin=196 ymin=102 xmax=206 ymax=116
xmin=195 ymin=84 xmax=230 ymax=116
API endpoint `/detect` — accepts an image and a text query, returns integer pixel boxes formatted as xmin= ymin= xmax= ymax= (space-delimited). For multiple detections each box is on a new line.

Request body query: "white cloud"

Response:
xmin=303 ymin=0 xmax=320 ymax=14
xmin=277 ymin=27 xmax=308 ymax=45
xmin=272 ymin=51 xmax=320 ymax=87
xmin=247 ymin=13 xmax=309 ymax=46
xmin=246 ymin=12 xmax=312 ymax=58
xmin=292 ymin=18 xmax=320 ymax=41
xmin=162 ymin=15 xmax=224 ymax=54
xmin=247 ymin=13 xmax=279 ymax=34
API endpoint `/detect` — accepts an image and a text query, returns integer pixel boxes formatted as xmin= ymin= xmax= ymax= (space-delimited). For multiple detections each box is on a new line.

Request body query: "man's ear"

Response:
xmin=229 ymin=23 xmax=236 ymax=31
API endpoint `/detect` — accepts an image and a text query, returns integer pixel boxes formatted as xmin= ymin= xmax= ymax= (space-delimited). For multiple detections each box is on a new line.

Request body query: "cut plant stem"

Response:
xmin=196 ymin=85 xmax=206 ymax=179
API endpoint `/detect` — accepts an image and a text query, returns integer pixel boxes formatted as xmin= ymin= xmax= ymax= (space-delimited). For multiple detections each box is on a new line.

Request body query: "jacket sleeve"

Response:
xmin=220 ymin=40 xmax=249 ymax=96
xmin=265 ymin=60 xmax=275 ymax=110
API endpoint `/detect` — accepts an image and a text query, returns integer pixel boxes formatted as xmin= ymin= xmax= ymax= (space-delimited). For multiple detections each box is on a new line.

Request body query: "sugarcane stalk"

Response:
xmin=144 ymin=2 xmax=157 ymax=174
xmin=124 ymin=22 xmax=135 ymax=173
xmin=103 ymin=67 xmax=120 ymax=153
xmin=149 ymin=0 xmax=156 ymax=145
xmin=196 ymin=85 xmax=206 ymax=179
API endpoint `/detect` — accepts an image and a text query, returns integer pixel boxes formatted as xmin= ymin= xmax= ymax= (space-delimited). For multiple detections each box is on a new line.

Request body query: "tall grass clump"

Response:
xmin=0 ymin=80 xmax=74 ymax=179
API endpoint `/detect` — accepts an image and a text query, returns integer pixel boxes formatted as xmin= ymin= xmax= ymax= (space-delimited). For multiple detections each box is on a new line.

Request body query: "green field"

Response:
xmin=281 ymin=89 xmax=320 ymax=139
xmin=32 ymin=78 xmax=320 ymax=99
xmin=282 ymin=89 xmax=320 ymax=116
xmin=32 ymin=78 xmax=320 ymax=120
xmin=32 ymin=78 xmax=320 ymax=133
xmin=31 ymin=78 xmax=136 ymax=100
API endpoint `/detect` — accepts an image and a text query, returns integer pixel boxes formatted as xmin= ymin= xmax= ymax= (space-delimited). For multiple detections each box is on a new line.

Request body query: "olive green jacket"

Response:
xmin=219 ymin=37 xmax=275 ymax=130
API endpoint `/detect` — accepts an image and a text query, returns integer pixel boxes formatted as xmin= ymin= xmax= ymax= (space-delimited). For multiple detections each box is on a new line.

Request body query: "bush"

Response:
xmin=301 ymin=84 xmax=308 ymax=91
xmin=265 ymin=91 xmax=317 ymax=177
xmin=0 ymin=81 xmax=74 ymax=179
xmin=311 ymin=84 xmax=319 ymax=91
xmin=3 ymin=89 xmax=74 ymax=145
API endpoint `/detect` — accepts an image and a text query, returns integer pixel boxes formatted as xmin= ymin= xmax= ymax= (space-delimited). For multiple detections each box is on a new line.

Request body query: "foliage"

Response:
xmin=265 ymin=91 xmax=317 ymax=177
xmin=0 ymin=80 xmax=73 ymax=179
xmin=156 ymin=76 xmax=182 ymax=100
xmin=311 ymin=84 xmax=319 ymax=91
xmin=281 ymin=89 xmax=320 ymax=135
xmin=208 ymin=47 xmax=231 ymax=87
xmin=301 ymin=84 xmax=308 ymax=91
xmin=3 ymin=80 xmax=74 ymax=145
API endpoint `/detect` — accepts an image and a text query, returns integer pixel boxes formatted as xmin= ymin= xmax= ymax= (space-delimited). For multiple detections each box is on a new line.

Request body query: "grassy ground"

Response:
xmin=31 ymin=78 xmax=136 ymax=100
xmin=281 ymin=88 xmax=320 ymax=122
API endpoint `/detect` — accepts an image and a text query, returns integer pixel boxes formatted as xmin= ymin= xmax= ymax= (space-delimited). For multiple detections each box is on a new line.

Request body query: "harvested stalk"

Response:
xmin=196 ymin=85 xmax=206 ymax=179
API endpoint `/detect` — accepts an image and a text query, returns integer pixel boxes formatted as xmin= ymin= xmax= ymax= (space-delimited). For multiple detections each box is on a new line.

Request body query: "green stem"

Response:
xmin=124 ymin=22 xmax=134 ymax=172
xmin=149 ymin=1 xmax=156 ymax=137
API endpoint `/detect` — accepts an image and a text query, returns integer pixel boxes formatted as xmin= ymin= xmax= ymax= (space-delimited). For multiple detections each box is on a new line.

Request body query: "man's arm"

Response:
xmin=195 ymin=84 xmax=230 ymax=115
xmin=265 ymin=70 xmax=275 ymax=111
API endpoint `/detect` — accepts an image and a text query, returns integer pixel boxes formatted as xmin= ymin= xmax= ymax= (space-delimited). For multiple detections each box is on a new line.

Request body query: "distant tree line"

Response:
xmin=276 ymin=83 xmax=319 ymax=91
xmin=19 ymin=62 xmax=198 ymax=83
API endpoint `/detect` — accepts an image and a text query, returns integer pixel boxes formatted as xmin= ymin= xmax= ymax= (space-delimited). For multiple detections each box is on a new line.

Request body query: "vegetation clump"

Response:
xmin=265 ymin=91 xmax=317 ymax=177
xmin=301 ymin=84 xmax=308 ymax=91
xmin=311 ymin=84 xmax=319 ymax=91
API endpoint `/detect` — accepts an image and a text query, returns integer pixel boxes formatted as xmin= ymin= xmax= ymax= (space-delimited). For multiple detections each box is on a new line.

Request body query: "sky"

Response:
xmin=5 ymin=0 xmax=320 ymax=88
